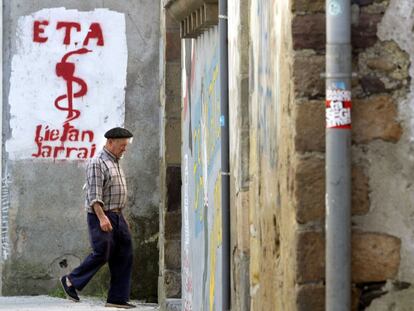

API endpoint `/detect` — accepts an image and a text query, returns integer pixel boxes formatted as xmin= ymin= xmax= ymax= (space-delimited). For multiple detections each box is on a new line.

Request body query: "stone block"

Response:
xmin=295 ymin=100 xmax=325 ymax=153
xmin=296 ymin=284 xmax=360 ymax=311
xmin=295 ymin=156 xmax=325 ymax=224
xmin=165 ymin=120 xmax=181 ymax=165
xmin=360 ymin=76 xmax=386 ymax=94
xmin=292 ymin=0 xmax=325 ymax=12
xmin=352 ymin=12 xmax=382 ymax=49
xmin=165 ymin=211 xmax=181 ymax=240
xmin=164 ymin=269 xmax=182 ymax=298
xmin=296 ymin=231 xmax=401 ymax=283
xmin=165 ymin=62 xmax=182 ymax=118
xmin=352 ymin=232 xmax=401 ymax=283
xmin=166 ymin=166 xmax=182 ymax=212
xmin=165 ymin=239 xmax=181 ymax=270
xmin=165 ymin=11 xmax=180 ymax=30
xmin=292 ymin=14 xmax=325 ymax=50
xmin=296 ymin=284 xmax=324 ymax=311
xmin=296 ymin=231 xmax=325 ymax=283
xmin=166 ymin=31 xmax=181 ymax=62
xmin=353 ymin=95 xmax=402 ymax=144
xmin=295 ymin=156 xmax=370 ymax=223
xmin=352 ymin=166 xmax=370 ymax=216
xmin=236 ymin=190 xmax=250 ymax=252
xmin=293 ymin=51 xmax=325 ymax=98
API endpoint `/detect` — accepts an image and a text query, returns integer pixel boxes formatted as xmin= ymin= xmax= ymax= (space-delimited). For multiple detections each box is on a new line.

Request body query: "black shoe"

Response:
xmin=60 ymin=276 xmax=80 ymax=302
xmin=105 ymin=301 xmax=136 ymax=309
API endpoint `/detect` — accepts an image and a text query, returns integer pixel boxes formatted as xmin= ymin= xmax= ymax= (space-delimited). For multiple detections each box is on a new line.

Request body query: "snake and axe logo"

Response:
xmin=32 ymin=48 xmax=97 ymax=159
xmin=55 ymin=48 xmax=92 ymax=123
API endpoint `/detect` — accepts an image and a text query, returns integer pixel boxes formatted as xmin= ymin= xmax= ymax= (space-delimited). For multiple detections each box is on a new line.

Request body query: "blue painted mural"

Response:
xmin=182 ymin=26 xmax=222 ymax=311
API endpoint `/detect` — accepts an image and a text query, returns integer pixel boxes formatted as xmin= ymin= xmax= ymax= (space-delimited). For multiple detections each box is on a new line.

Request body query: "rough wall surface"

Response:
xmin=359 ymin=0 xmax=414 ymax=308
xmin=162 ymin=0 xmax=414 ymax=309
xmin=228 ymin=0 xmax=250 ymax=310
xmin=158 ymin=2 xmax=182 ymax=309
xmin=248 ymin=0 xmax=296 ymax=310
xmin=181 ymin=27 xmax=222 ymax=310
xmin=1 ymin=0 xmax=160 ymax=300
xmin=230 ymin=0 xmax=412 ymax=309
xmin=292 ymin=0 xmax=408 ymax=309
xmin=358 ymin=0 xmax=413 ymax=280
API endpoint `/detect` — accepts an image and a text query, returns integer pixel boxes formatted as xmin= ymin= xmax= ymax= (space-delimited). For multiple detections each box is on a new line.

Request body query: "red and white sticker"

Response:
xmin=326 ymin=89 xmax=352 ymax=129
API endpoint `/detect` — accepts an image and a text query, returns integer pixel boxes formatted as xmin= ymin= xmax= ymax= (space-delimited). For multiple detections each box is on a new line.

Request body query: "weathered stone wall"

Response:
xmin=1 ymin=0 xmax=160 ymax=300
xmin=162 ymin=0 xmax=414 ymax=309
xmin=248 ymin=0 xmax=297 ymax=310
xmin=228 ymin=0 xmax=250 ymax=310
xmin=228 ymin=0 xmax=412 ymax=309
xmin=158 ymin=0 xmax=182 ymax=309
xmin=291 ymin=0 xmax=408 ymax=309
xmin=359 ymin=0 xmax=414 ymax=309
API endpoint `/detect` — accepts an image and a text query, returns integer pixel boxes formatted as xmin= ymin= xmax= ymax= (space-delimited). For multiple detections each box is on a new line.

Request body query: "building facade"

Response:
xmin=1 ymin=0 xmax=161 ymax=301
xmin=159 ymin=0 xmax=414 ymax=310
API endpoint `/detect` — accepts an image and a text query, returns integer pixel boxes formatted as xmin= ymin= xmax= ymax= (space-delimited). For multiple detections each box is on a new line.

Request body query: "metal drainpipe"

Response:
xmin=325 ymin=0 xmax=352 ymax=310
xmin=219 ymin=0 xmax=230 ymax=310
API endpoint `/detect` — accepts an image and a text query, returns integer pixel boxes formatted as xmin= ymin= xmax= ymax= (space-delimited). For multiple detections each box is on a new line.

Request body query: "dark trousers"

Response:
xmin=68 ymin=212 xmax=133 ymax=302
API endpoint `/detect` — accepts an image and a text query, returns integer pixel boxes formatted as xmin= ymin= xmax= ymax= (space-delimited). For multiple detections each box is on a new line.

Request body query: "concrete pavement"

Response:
xmin=0 ymin=296 xmax=159 ymax=311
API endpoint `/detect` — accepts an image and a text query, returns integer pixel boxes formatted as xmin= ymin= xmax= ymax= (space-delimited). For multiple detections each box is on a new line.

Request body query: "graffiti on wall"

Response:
xmin=182 ymin=27 xmax=222 ymax=311
xmin=183 ymin=154 xmax=193 ymax=311
xmin=6 ymin=8 xmax=127 ymax=160
xmin=255 ymin=0 xmax=279 ymax=168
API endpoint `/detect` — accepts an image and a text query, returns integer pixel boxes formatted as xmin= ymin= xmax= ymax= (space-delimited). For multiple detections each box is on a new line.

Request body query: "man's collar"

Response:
xmin=103 ymin=147 xmax=118 ymax=161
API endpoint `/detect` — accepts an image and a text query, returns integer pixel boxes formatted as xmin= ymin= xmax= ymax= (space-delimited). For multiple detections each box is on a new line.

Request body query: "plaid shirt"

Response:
xmin=85 ymin=148 xmax=128 ymax=213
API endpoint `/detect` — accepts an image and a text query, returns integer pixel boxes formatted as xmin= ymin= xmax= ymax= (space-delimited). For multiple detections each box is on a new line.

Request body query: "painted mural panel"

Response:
xmin=182 ymin=27 xmax=222 ymax=311
xmin=6 ymin=8 xmax=127 ymax=160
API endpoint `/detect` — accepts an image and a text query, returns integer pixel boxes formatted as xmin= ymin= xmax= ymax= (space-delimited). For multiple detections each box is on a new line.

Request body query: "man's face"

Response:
xmin=108 ymin=138 xmax=130 ymax=158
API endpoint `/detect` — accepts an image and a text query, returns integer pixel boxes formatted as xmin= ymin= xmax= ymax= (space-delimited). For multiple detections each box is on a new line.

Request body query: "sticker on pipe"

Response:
xmin=328 ymin=0 xmax=342 ymax=16
xmin=326 ymin=89 xmax=351 ymax=129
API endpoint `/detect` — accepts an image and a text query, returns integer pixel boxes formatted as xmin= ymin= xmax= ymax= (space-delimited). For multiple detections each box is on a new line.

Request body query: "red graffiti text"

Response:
xmin=32 ymin=123 xmax=96 ymax=159
xmin=33 ymin=20 xmax=104 ymax=46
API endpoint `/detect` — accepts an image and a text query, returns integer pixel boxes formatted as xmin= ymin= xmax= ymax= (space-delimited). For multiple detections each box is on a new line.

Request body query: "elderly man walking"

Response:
xmin=60 ymin=127 xmax=135 ymax=309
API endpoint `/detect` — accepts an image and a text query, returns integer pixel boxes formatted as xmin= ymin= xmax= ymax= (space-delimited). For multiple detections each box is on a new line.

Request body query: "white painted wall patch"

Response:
xmin=7 ymin=8 xmax=128 ymax=160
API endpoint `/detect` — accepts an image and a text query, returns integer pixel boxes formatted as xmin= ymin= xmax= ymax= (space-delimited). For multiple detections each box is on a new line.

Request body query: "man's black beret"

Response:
xmin=104 ymin=127 xmax=133 ymax=139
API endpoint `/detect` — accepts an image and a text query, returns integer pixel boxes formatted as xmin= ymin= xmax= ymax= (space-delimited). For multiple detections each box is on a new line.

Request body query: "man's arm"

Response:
xmin=86 ymin=160 xmax=112 ymax=232
xmin=93 ymin=202 xmax=113 ymax=232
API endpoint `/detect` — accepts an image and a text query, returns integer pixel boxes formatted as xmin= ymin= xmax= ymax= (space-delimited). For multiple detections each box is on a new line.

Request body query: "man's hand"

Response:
xmin=92 ymin=203 xmax=113 ymax=232
xmin=99 ymin=215 xmax=113 ymax=232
